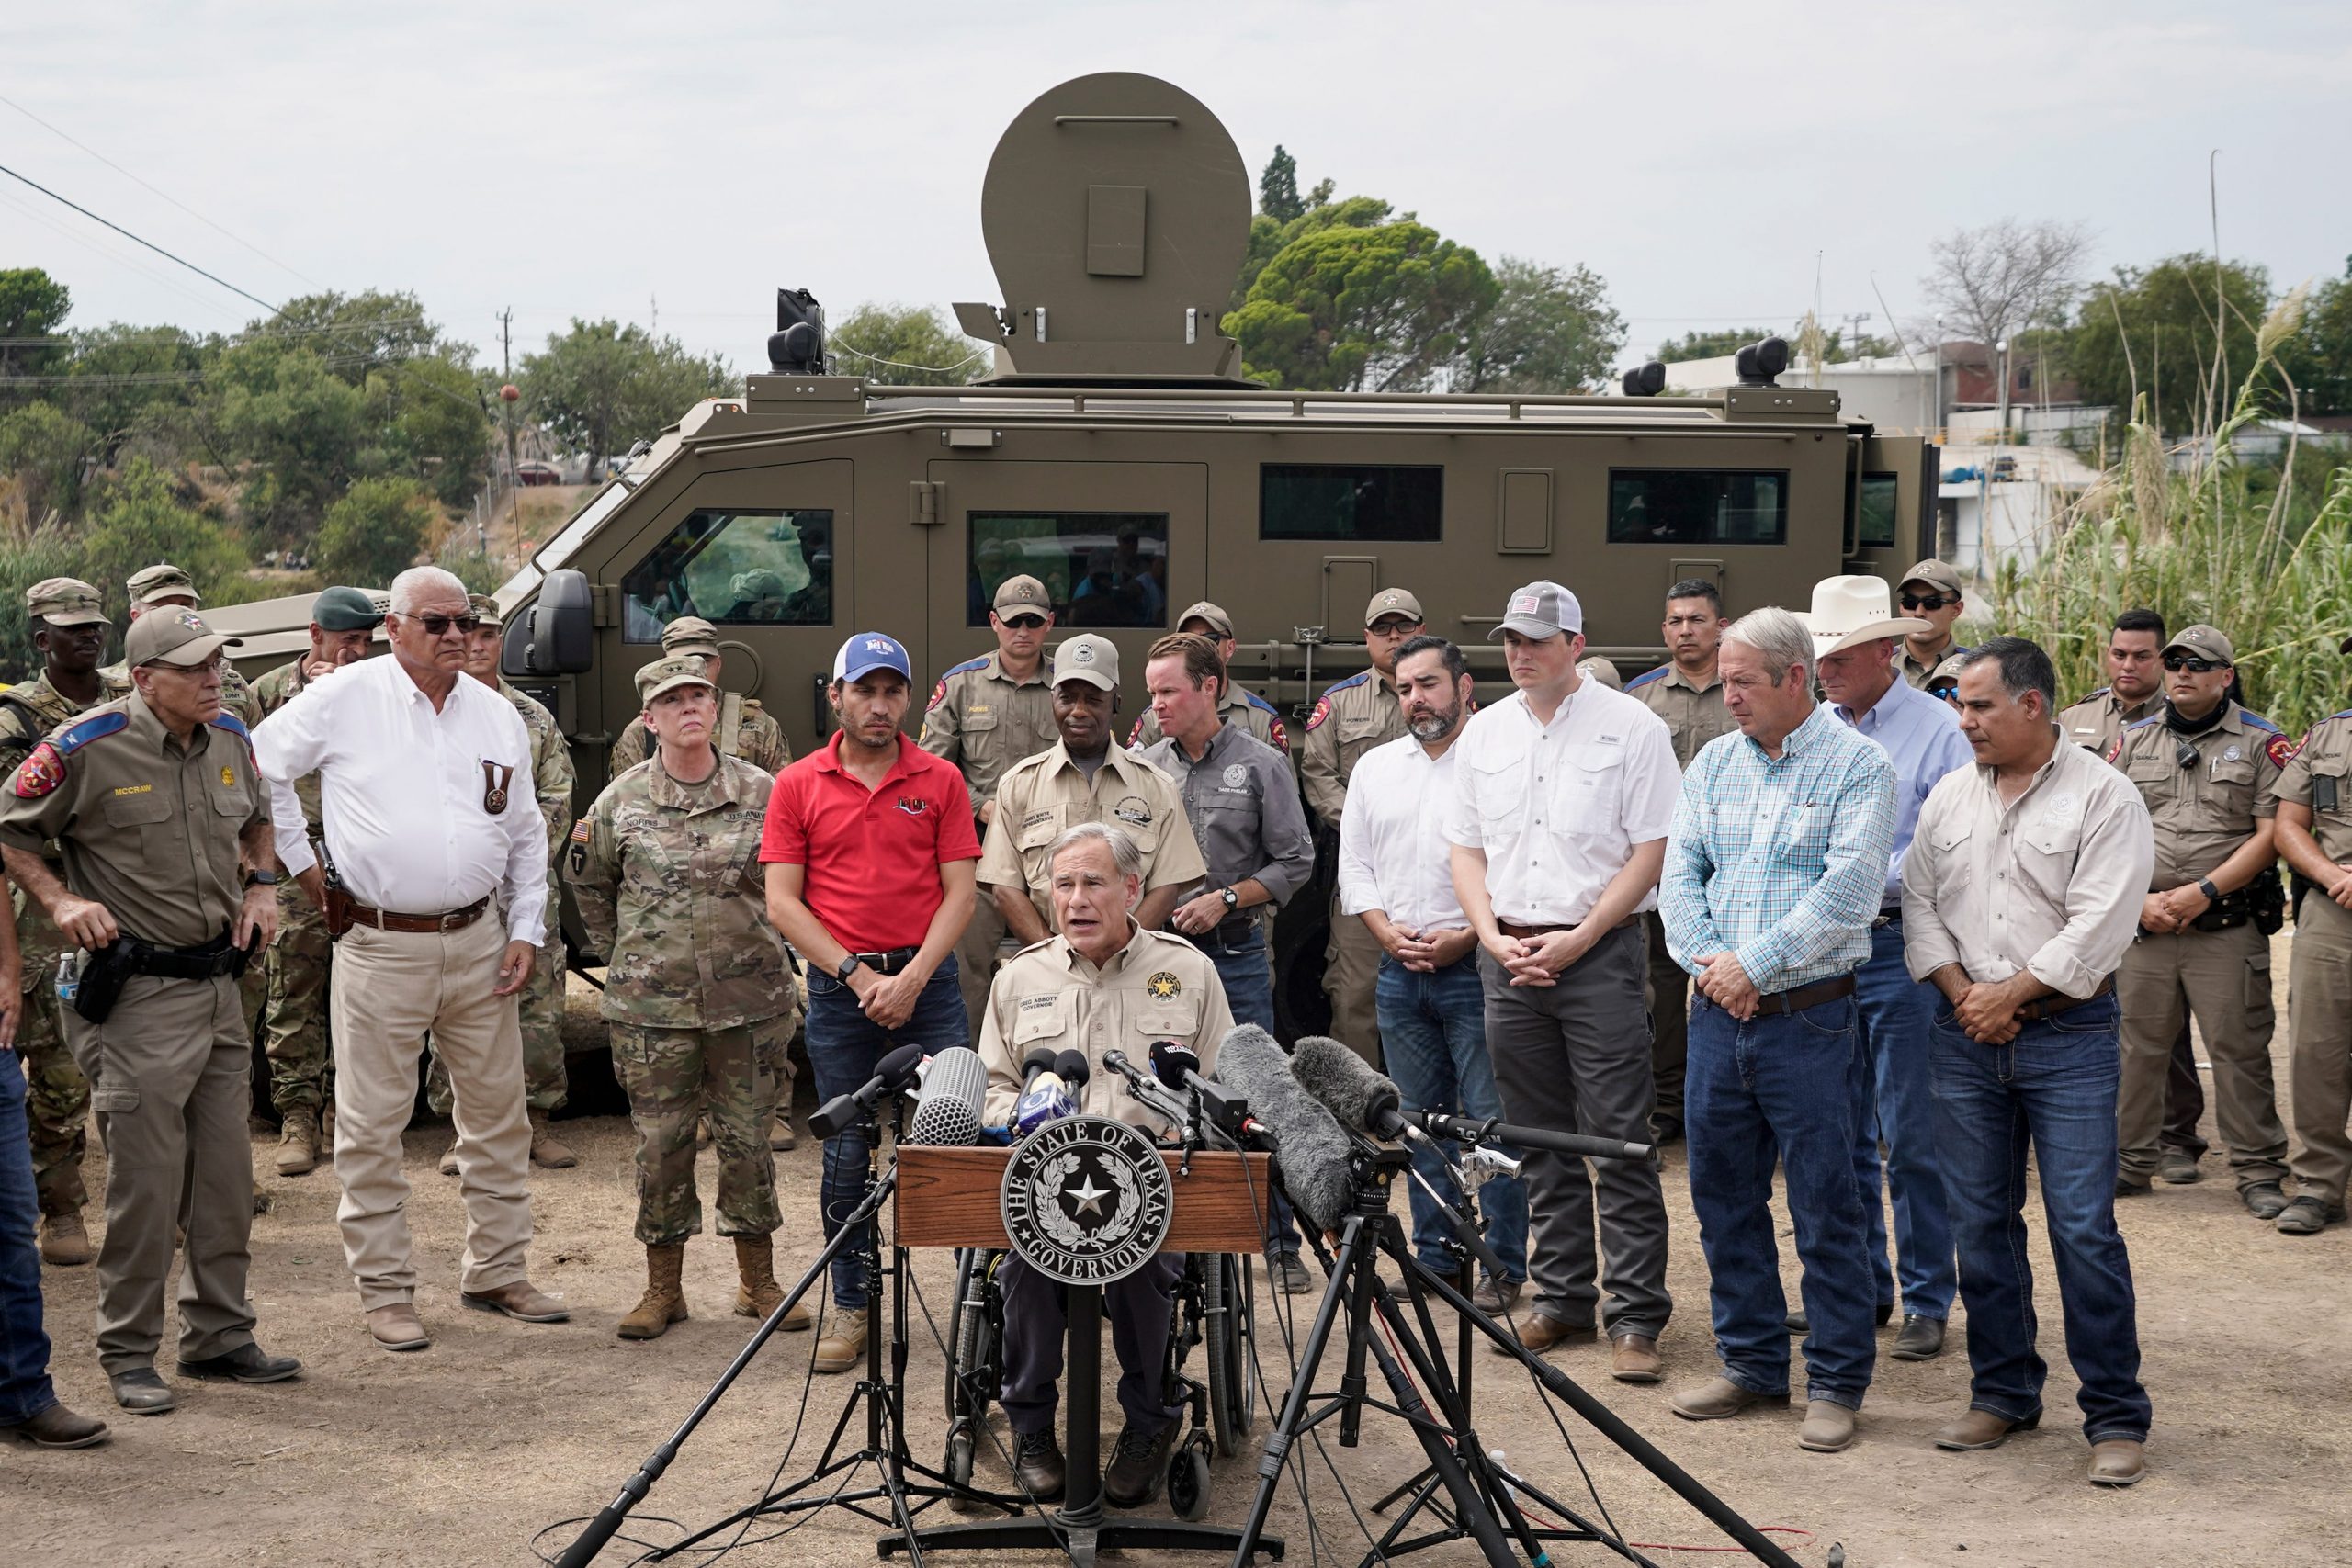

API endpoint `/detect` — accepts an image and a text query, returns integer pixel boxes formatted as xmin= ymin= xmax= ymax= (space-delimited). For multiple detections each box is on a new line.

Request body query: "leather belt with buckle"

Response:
xmin=1746 ymin=973 xmax=1858 ymax=1016
xmin=850 ymin=946 xmax=922 ymax=976
xmin=1498 ymin=915 xmax=1642 ymax=940
xmin=345 ymin=895 xmax=492 ymax=934
xmin=2015 ymin=976 xmax=2116 ymax=1021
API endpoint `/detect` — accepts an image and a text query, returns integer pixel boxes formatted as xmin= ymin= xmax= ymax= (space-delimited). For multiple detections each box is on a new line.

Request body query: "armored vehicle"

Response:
xmin=210 ymin=71 xmax=1933 ymax=1036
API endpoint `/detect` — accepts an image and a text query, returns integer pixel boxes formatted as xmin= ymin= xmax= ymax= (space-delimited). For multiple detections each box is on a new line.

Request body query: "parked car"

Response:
xmin=516 ymin=460 xmax=563 ymax=487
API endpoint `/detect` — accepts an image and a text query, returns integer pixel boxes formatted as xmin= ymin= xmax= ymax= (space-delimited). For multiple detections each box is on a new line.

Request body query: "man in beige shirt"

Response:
xmin=2269 ymin=656 xmax=2352 ymax=1236
xmin=978 ymin=636 xmax=1204 ymax=944
xmin=1902 ymin=637 xmax=2154 ymax=1487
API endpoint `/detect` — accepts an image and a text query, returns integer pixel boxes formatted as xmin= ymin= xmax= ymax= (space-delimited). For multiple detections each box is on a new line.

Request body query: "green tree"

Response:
xmin=1228 ymin=220 xmax=1498 ymax=392
xmin=1655 ymin=328 xmax=1771 ymax=363
xmin=520 ymin=319 xmax=733 ymax=478
xmin=1453 ymin=257 xmax=1625 ymax=393
xmin=1258 ymin=146 xmax=1305 ymax=224
xmin=253 ymin=289 xmax=445 ymax=387
xmin=2071 ymin=254 xmax=2272 ymax=435
xmin=0 ymin=526 xmax=87 ymax=679
xmin=60 ymin=323 xmax=210 ymax=464
xmin=1231 ymin=194 xmax=1393 ymax=314
xmin=0 ymin=269 xmax=74 ymax=405
xmin=367 ymin=353 xmax=492 ymax=504
xmin=316 ymin=475 xmax=439 ymax=587
xmin=76 ymin=457 xmax=245 ymax=614
xmin=2278 ymin=258 xmax=2352 ymax=417
xmin=828 ymin=303 xmax=988 ymax=385
xmin=202 ymin=339 xmax=368 ymax=539
xmin=0 ymin=401 xmax=100 ymax=523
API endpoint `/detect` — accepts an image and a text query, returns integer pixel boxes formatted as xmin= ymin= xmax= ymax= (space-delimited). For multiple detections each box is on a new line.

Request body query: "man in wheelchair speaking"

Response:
xmin=976 ymin=820 xmax=1237 ymax=1506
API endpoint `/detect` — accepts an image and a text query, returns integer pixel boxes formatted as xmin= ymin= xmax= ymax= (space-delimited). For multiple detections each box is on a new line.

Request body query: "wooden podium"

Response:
xmin=885 ymin=1143 xmax=1284 ymax=1565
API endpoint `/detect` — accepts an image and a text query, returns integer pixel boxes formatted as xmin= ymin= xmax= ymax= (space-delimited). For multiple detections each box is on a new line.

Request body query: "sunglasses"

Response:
xmin=1927 ymin=682 xmax=1959 ymax=699
xmin=1001 ymin=615 xmax=1047 ymax=631
xmin=1899 ymin=593 xmax=1956 ymax=612
xmin=406 ymin=613 xmax=482 ymax=637
xmin=2162 ymin=653 xmax=2221 ymax=673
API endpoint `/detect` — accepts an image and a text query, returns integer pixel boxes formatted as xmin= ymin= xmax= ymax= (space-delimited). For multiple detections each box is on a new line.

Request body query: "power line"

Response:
xmin=0 ymin=160 xmax=277 ymax=314
xmin=0 ymin=93 xmax=322 ymax=290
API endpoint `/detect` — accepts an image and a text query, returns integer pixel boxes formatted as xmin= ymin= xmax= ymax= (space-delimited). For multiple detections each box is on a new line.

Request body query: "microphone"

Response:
xmin=1290 ymin=1035 xmax=1415 ymax=1144
xmin=1214 ymin=1024 xmax=1355 ymax=1233
xmin=1404 ymin=1109 xmax=1654 ymax=1164
xmin=1150 ymin=1039 xmax=1257 ymax=1142
xmin=1148 ymin=1040 xmax=1202 ymax=1092
xmin=1020 ymin=1046 xmax=1058 ymax=1088
xmin=1013 ymin=1047 xmax=1091 ymax=1137
xmin=908 ymin=1046 xmax=989 ymax=1146
xmin=1103 ymin=1048 xmax=1191 ymax=1125
xmin=1054 ymin=1048 xmax=1091 ymax=1091
xmin=808 ymin=1042 xmax=927 ymax=1141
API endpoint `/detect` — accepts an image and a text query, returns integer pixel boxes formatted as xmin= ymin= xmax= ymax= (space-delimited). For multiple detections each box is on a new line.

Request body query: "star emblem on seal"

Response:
xmin=1000 ymin=1115 xmax=1175 ymax=1287
xmin=1147 ymin=970 xmax=1181 ymax=1000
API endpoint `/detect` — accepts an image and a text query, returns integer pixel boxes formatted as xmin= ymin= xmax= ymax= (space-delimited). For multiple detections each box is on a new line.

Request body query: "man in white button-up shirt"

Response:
xmin=254 ymin=567 xmax=566 ymax=1353
xmin=1338 ymin=636 xmax=1528 ymax=1314
xmin=1445 ymin=581 xmax=1681 ymax=1382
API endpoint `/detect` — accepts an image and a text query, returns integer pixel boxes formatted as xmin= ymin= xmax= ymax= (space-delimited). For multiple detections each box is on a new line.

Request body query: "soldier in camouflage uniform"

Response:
xmin=428 ymin=595 xmax=579 ymax=1171
xmin=607 ymin=616 xmax=792 ymax=777
xmin=569 ymin=655 xmax=805 ymax=1339
xmin=0 ymin=579 xmax=127 ymax=1265
xmin=248 ymin=587 xmax=383 ymax=1175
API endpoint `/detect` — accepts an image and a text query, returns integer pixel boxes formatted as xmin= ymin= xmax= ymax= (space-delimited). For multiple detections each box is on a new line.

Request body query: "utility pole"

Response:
xmin=500 ymin=308 xmax=522 ymax=552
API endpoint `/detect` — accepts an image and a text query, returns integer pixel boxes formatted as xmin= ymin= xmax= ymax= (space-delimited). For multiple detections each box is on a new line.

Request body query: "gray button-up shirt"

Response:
xmin=1137 ymin=722 xmax=1316 ymax=909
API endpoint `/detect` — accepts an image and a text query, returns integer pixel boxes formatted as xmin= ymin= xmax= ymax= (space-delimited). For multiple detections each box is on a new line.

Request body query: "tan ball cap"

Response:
xmin=1364 ymin=588 xmax=1424 ymax=627
xmin=1897 ymin=559 xmax=1963 ymax=599
xmin=2162 ymin=625 xmax=2234 ymax=666
xmin=994 ymin=575 xmax=1052 ymax=616
xmin=1175 ymin=601 xmax=1235 ymax=639
xmin=125 ymin=606 xmax=241 ymax=668
xmin=1051 ymin=633 xmax=1120 ymax=690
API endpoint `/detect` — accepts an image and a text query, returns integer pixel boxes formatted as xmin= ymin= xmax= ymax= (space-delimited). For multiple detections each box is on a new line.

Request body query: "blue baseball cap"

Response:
xmin=833 ymin=632 xmax=911 ymax=684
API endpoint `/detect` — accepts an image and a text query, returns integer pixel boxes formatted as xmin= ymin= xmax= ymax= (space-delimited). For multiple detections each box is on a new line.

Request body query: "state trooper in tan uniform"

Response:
xmin=2109 ymin=624 xmax=2293 ymax=1214
xmin=1300 ymin=588 xmax=1422 ymax=1066
xmin=2058 ymin=609 xmax=2168 ymax=755
xmin=1128 ymin=600 xmax=1290 ymax=755
xmin=978 ymin=635 xmax=1205 ymax=946
xmin=608 ymin=617 xmax=793 ymax=777
xmin=1894 ymin=559 xmax=1971 ymax=690
xmin=101 ymin=564 xmax=263 ymax=729
xmin=2269 ymin=641 xmax=2352 ymax=1235
xmin=1623 ymin=578 xmax=1735 ymax=1142
xmin=921 ymin=574 xmax=1062 ymax=1035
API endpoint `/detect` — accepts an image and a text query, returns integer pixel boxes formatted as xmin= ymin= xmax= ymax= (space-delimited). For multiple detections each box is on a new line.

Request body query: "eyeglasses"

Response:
xmin=1899 ymin=593 xmax=1956 ymax=612
xmin=1927 ymin=682 xmax=1959 ymax=699
xmin=1368 ymin=618 xmax=1423 ymax=636
xmin=1001 ymin=615 xmax=1046 ymax=631
xmin=2162 ymin=653 xmax=2221 ymax=673
xmin=405 ymin=613 xmax=481 ymax=637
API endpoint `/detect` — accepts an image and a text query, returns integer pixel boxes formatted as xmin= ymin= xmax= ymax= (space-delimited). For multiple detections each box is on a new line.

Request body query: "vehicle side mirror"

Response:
xmin=526 ymin=569 xmax=594 ymax=674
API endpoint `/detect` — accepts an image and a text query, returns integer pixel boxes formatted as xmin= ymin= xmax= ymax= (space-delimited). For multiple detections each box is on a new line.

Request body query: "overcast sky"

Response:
xmin=6 ymin=1 xmax=2348 ymax=376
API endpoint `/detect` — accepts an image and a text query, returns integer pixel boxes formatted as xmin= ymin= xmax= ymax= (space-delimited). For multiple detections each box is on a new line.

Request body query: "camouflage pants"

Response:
xmin=16 ymin=978 xmax=88 ymax=1215
xmin=427 ymin=941 xmax=566 ymax=1115
xmin=610 ymin=1015 xmax=793 ymax=1246
xmin=263 ymin=883 xmax=334 ymax=1115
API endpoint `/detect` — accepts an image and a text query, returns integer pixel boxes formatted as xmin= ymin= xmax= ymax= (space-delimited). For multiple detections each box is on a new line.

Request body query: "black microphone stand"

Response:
xmin=554 ymin=1095 xmax=1019 ymax=1568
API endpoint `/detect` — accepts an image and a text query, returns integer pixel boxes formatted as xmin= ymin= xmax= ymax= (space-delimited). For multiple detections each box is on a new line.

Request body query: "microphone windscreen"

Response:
xmin=1022 ymin=1046 xmax=1058 ymax=1084
xmin=1054 ymin=1048 xmax=1091 ymax=1087
xmin=1149 ymin=1039 xmax=1201 ymax=1090
xmin=909 ymin=1046 xmax=989 ymax=1146
xmin=1215 ymin=1024 xmax=1355 ymax=1233
xmin=876 ymin=1041 xmax=928 ymax=1092
xmin=1292 ymin=1035 xmax=1404 ymax=1138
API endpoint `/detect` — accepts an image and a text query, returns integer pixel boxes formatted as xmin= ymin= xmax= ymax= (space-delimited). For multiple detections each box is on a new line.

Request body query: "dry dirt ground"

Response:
xmin=8 ymin=955 xmax=2351 ymax=1568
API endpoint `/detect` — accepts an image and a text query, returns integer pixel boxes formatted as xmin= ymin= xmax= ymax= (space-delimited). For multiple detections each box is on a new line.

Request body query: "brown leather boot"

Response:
xmin=618 ymin=1243 xmax=689 ymax=1340
xmin=275 ymin=1109 xmax=321 ymax=1176
xmin=39 ymin=1210 xmax=93 ymax=1268
xmin=733 ymin=1234 xmax=810 ymax=1330
xmin=527 ymin=1110 xmax=580 ymax=1169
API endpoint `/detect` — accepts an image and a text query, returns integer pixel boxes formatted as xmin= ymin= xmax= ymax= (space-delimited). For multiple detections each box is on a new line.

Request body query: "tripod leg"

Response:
xmin=1227 ymin=1214 xmax=1369 ymax=1568
xmin=1357 ymin=1280 xmax=1518 ymax=1568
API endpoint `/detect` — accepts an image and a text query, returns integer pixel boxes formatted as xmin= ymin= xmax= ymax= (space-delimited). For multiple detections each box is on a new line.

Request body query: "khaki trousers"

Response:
xmin=1324 ymin=900 xmax=1385 ymax=1068
xmin=330 ymin=916 xmax=533 ymax=1311
xmin=2116 ymin=922 xmax=2287 ymax=1190
xmin=62 ymin=974 xmax=256 ymax=1373
xmin=2288 ymin=894 xmax=2352 ymax=1206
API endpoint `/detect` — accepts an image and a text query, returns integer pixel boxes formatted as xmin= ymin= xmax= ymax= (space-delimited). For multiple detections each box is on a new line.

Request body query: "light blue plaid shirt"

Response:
xmin=1659 ymin=703 xmax=1897 ymax=994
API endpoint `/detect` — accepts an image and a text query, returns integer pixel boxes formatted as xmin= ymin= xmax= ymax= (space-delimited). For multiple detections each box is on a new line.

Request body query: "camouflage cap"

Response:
xmin=993 ymin=575 xmax=1051 ymax=616
xmin=2163 ymin=624 xmax=2234 ymax=666
xmin=1364 ymin=588 xmax=1425 ymax=627
xmin=1051 ymin=633 xmax=1120 ymax=691
xmin=126 ymin=605 xmax=242 ymax=669
xmin=1175 ymin=600 xmax=1235 ymax=639
xmin=662 ymin=615 xmax=722 ymax=658
xmin=311 ymin=585 xmax=384 ymax=632
xmin=26 ymin=577 xmax=107 ymax=628
xmin=127 ymin=563 xmax=200 ymax=608
xmin=635 ymin=654 xmax=715 ymax=705
xmin=467 ymin=593 xmax=503 ymax=629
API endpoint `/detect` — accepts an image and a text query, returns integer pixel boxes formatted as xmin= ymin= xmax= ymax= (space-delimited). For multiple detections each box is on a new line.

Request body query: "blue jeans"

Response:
xmin=1687 ymin=990 xmax=1877 ymax=1409
xmin=1929 ymin=995 xmax=2151 ymax=1443
xmin=1376 ymin=955 xmax=1527 ymax=1283
xmin=0 ymin=1050 xmax=57 ymax=1426
xmin=1854 ymin=920 xmax=1957 ymax=1320
xmin=804 ymin=958 xmax=967 ymax=1310
xmin=1195 ymin=926 xmax=1298 ymax=1254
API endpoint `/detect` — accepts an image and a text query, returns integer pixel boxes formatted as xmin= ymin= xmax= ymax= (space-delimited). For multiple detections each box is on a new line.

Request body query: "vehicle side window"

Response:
xmin=1857 ymin=472 xmax=1899 ymax=549
xmin=969 ymin=512 xmax=1169 ymax=628
xmin=1607 ymin=469 xmax=1788 ymax=545
xmin=1259 ymin=463 xmax=1442 ymax=541
xmin=620 ymin=508 xmax=835 ymax=640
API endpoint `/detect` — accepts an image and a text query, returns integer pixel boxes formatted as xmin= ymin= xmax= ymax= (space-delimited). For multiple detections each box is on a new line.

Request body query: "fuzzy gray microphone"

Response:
xmin=1214 ymin=1024 xmax=1355 ymax=1233
xmin=1289 ymin=1035 xmax=1412 ymax=1142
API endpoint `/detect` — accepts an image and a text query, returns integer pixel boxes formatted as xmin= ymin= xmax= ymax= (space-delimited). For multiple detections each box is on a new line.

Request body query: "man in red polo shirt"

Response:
xmin=763 ymin=631 xmax=978 ymax=1372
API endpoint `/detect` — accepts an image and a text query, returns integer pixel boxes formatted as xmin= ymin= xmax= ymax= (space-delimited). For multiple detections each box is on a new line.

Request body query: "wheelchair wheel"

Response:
xmin=944 ymin=1427 xmax=977 ymax=1490
xmin=945 ymin=1248 xmax=1002 ymax=1425
xmin=1167 ymin=1435 xmax=1214 ymax=1522
xmin=1203 ymin=1253 xmax=1258 ymax=1457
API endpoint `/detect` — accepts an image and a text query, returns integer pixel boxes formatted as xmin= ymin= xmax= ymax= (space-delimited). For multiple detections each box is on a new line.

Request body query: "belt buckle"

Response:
xmin=440 ymin=907 xmax=466 ymax=931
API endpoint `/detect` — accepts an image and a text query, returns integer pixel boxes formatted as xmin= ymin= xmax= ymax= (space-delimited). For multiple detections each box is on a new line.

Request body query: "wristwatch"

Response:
xmin=246 ymin=871 xmax=281 ymax=888
xmin=1219 ymin=886 xmax=1239 ymax=913
xmin=2196 ymin=876 xmax=2221 ymax=904
xmin=835 ymin=953 xmax=865 ymax=982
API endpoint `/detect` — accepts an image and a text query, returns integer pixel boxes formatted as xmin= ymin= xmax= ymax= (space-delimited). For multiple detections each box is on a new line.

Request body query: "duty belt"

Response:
xmin=123 ymin=932 xmax=245 ymax=981
xmin=344 ymin=894 xmax=492 ymax=934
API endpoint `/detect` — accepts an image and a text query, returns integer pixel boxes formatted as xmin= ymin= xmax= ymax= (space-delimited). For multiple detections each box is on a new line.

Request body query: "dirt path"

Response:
xmin=7 ymin=960 xmax=2349 ymax=1567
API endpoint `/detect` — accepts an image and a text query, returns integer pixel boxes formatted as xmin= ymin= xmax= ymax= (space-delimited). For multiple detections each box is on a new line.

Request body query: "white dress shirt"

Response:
xmin=1442 ymin=681 xmax=1680 ymax=925
xmin=1337 ymin=735 xmax=1467 ymax=931
xmin=254 ymin=656 xmax=548 ymax=942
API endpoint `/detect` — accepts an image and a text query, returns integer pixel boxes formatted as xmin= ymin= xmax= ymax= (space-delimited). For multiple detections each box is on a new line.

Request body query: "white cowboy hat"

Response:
xmin=1796 ymin=576 xmax=1931 ymax=657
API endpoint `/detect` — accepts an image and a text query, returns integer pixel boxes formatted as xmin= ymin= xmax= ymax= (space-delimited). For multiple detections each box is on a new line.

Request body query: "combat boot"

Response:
xmin=617 ymin=1243 xmax=689 ymax=1340
xmin=275 ymin=1109 xmax=321 ymax=1176
xmin=813 ymin=1308 xmax=869 ymax=1374
xmin=732 ymin=1234 xmax=810 ymax=1330
xmin=528 ymin=1110 xmax=580 ymax=1170
xmin=39 ymin=1210 xmax=92 ymax=1268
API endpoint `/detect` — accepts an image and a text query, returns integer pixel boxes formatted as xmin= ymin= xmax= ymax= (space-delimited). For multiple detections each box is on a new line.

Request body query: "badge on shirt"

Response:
xmin=11 ymin=741 xmax=62 ymax=799
xmin=1221 ymin=764 xmax=1250 ymax=789
xmin=896 ymin=795 xmax=929 ymax=816
xmin=482 ymin=760 xmax=514 ymax=815
xmin=1306 ymin=696 xmax=1331 ymax=732
xmin=1113 ymin=795 xmax=1153 ymax=828
xmin=1147 ymin=971 xmax=1182 ymax=1000
xmin=220 ymin=764 xmax=236 ymax=787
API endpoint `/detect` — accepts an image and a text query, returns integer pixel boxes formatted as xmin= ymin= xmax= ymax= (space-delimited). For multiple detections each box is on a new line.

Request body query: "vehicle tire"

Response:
xmin=1204 ymin=1253 xmax=1257 ymax=1457
xmin=1167 ymin=1439 xmax=1213 ymax=1522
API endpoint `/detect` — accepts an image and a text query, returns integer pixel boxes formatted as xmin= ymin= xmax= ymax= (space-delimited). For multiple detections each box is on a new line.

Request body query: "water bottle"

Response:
xmin=53 ymin=953 xmax=78 ymax=1004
